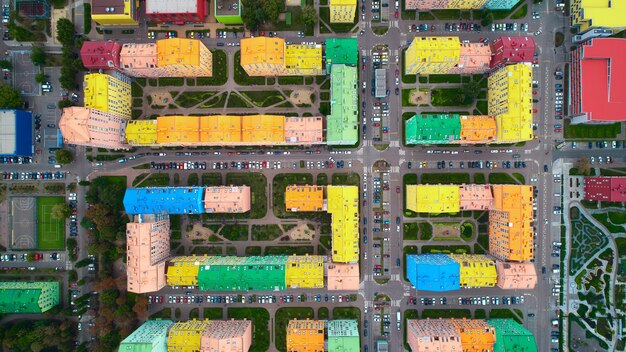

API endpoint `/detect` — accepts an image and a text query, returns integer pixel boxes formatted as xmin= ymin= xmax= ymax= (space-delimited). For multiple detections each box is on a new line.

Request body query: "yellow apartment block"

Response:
xmin=327 ymin=186 xmax=359 ymax=263
xmin=488 ymin=64 xmax=533 ymax=143
xmin=285 ymin=44 xmax=323 ymax=75
xmin=285 ymin=255 xmax=325 ymax=289
xmin=125 ymin=120 xmax=157 ymax=145
xmin=330 ymin=0 xmax=357 ymax=23
xmin=165 ymin=256 xmax=208 ymax=287
xmin=447 ymin=0 xmax=489 ymax=9
xmin=449 ymin=254 xmax=497 ymax=288
xmin=571 ymin=0 xmax=626 ymax=33
xmin=83 ymin=73 xmax=132 ymax=119
xmin=287 ymin=319 xmax=325 ymax=352
xmin=405 ymin=37 xmax=460 ymax=75
xmin=406 ymin=185 xmax=460 ymax=214
xmin=157 ymin=38 xmax=213 ymax=77
xmin=489 ymin=185 xmax=534 ymax=261
xmin=91 ymin=0 xmax=138 ymax=26
xmin=240 ymin=37 xmax=323 ymax=76
xmin=167 ymin=320 xmax=210 ymax=352
xmin=285 ymin=185 xmax=325 ymax=212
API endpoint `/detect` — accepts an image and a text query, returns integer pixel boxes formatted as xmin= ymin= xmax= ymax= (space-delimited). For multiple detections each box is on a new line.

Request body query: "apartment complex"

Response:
xmin=58 ymin=107 xmax=129 ymax=150
xmin=167 ymin=320 xmax=212 ymax=351
xmin=452 ymin=42 xmax=492 ymax=73
xmin=490 ymin=36 xmax=536 ymax=69
xmin=214 ymin=0 xmax=243 ymax=24
xmin=119 ymin=319 xmax=174 ymax=352
xmin=329 ymin=0 xmax=357 ymax=23
xmin=487 ymin=319 xmax=538 ymax=352
xmin=488 ymin=63 xmax=533 ymax=143
xmin=327 ymin=65 xmax=359 ymax=145
xmin=0 ymin=281 xmax=59 ymax=313
xmin=571 ymin=0 xmax=626 ymax=33
xmin=405 ymin=37 xmax=461 ymax=74
xmin=145 ymin=0 xmax=207 ymax=23
xmin=286 ymin=319 xmax=325 ymax=352
xmin=496 ymin=262 xmax=538 ymax=289
xmin=407 ymin=319 xmax=496 ymax=351
xmin=570 ymin=38 xmax=626 ymax=123
xmin=240 ymin=37 xmax=323 ymax=76
xmin=203 ymin=186 xmax=251 ymax=213
xmin=405 ymin=0 xmax=487 ymax=9
xmin=126 ymin=214 xmax=170 ymax=294
xmin=166 ymin=256 xmax=204 ymax=287
xmin=326 ymin=263 xmax=360 ymax=291
xmin=406 ymin=254 xmax=461 ymax=291
xmin=328 ymin=320 xmax=360 ymax=352
xmin=584 ymin=176 xmax=626 ymax=202
xmin=325 ymin=38 xmax=358 ymax=72
xmin=80 ymin=41 xmax=122 ymax=70
xmin=83 ymin=73 xmax=132 ymax=119
xmin=406 ymin=184 xmax=460 ymax=213
xmin=0 ymin=110 xmax=33 ymax=157
xmin=91 ymin=0 xmax=138 ymax=26
xmin=200 ymin=320 xmax=253 ymax=352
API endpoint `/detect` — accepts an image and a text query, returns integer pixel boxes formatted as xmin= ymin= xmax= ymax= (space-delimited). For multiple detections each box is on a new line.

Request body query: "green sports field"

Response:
xmin=37 ymin=197 xmax=65 ymax=250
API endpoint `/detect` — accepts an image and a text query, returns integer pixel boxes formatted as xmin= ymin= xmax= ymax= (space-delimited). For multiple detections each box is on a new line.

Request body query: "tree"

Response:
xmin=56 ymin=18 xmax=75 ymax=45
xmin=31 ymin=46 xmax=47 ymax=66
xmin=35 ymin=72 xmax=49 ymax=83
xmin=0 ymin=82 xmax=23 ymax=109
xmin=58 ymin=99 xmax=73 ymax=109
xmin=0 ymin=59 xmax=12 ymax=70
xmin=261 ymin=0 xmax=284 ymax=23
xmin=303 ymin=5 xmax=317 ymax=28
xmin=51 ymin=203 xmax=72 ymax=219
xmin=480 ymin=10 xmax=494 ymax=27
xmin=55 ymin=148 xmax=74 ymax=164
xmin=461 ymin=80 xmax=482 ymax=101
xmin=241 ymin=0 xmax=265 ymax=31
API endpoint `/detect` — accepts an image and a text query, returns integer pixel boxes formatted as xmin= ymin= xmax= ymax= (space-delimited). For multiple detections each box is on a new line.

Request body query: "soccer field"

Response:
xmin=37 ymin=197 xmax=65 ymax=250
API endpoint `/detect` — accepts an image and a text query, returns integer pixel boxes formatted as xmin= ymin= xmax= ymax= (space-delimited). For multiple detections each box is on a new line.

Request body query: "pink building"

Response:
xmin=490 ymin=36 xmax=535 ymax=69
xmin=203 ymin=186 xmax=251 ymax=213
xmin=119 ymin=43 xmax=160 ymax=78
xmin=80 ymin=41 xmax=122 ymax=70
xmin=126 ymin=215 xmax=170 ymax=294
xmin=453 ymin=42 xmax=492 ymax=74
xmin=200 ymin=320 xmax=252 ymax=352
xmin=459 ymin=184 xmax=494 ymax=210
xmin=58 ymin=107 xmax=129 ymax=150
xmin=284 ymin=116 xmax=325 ymax=144
xmin=405 ymin=0 xmax=449 ymax=9
xmin=496 ymin=261 xmax=537 ymax=289
xmin=407 ymin=319 xmax=462 ymax=352
xmin=584 ymin=176 xmax=626 ymax=202
xmin=327 ymin=263 xmax=360 ymax=291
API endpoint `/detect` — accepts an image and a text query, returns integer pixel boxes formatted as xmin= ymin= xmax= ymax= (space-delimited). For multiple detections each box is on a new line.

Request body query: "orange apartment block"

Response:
xmin=285 ymin=185 xmax=325 ymax=212
xmin=496 ymin=261 xmax=537 ymax=289
xmin=459 ymin=184 xmax=494 ymax=210
xmin=241 ymin=115 xmax=285 ymax=144
xmin=200 ymin=320 xmax=252 ymax=352
xmin=489 ymin=185 xmax=534 ymax=261
xmin=407 ymin=319 xmax=463 ymax=352
xmin=240 ymin=37 xmax=286 ymax=76
xmin=204 ymin=186 xmax=251 ymax=213
xmin=450 ymin=319 xmax=496 ymax=352
xmin=59 ymin=107 xmax=129 ymax=150
xmin=453 ymin=42 xmax=492 ymax=74
xmin=459 ymin=115 xmax=496 ymax=144
xmin=126 ymin=215 xmax=170 ymax=294
xmin=326 ymin=263 xmax=360 ymax=291
xmin=286 ymin=319 xmax=325 ymax=352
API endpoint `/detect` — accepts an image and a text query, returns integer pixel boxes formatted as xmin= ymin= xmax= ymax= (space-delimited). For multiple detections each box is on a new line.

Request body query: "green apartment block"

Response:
xmin=405 ymin=114 xmax=461 ymax=144
xmin=328 ymin=320 xmax=360 ymax=352
xmin=487 ymin=319 xmax=538 ymax=352
xmin=197 ymin=256 xmax=288 ymax=291
xmin=214 ymin=0 xmax=243 ymax=24
xmin=325 ymin=38 xmax=358 ymax=73
xmin=0 ymin=281 xmax=59 ymax=313
xmin=119 ymin=320 xmax=174 ymax=352
xmin=327 ymin=65 xmax=358 ymax=146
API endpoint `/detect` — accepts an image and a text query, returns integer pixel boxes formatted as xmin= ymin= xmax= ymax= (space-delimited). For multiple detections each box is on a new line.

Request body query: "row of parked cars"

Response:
xmin=0 ymin=156 xmax=32 ymax=164
xmin=151 ymin=161 xmax=207 ymax=170
xmin=2 ymin=171 xmax=65 ymax=180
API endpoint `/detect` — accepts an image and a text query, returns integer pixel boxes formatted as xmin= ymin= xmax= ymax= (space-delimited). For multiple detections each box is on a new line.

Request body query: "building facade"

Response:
xmin=405 ymin=37 xmax=461 ymax=74
xmin=167 ymin=320 xmax=211 ymax=352
xmin=197 ymin=256 xmax=288 ymax=291
xmin=240 ymin=37 xmax=322 ymax=76
xmin=407 ymin=319 xmax=496 ymax=352
xmin=83 ymin=72 xmax=132 ymax=119
xmin=126 ymin=214 xmax=170 ymax=293
xmin=203 ymin=186 xmax=251 ymax=213
xmin=214 ymin=0 xmax=243 ymax=24
xmin=0 ymin=110 xmax=33 ymax=157
xmin=584 ymin=176 xmax=626 ymax=202
xmin=80 ymin=41 xmax=122 ymax=70
xmin=200 ymin=320 xmax=252 ymax=352
xmin=490 ymin=36 xmax=536 ymax=69
xmin=325 ymin=38 xmax=358 ymax=72
xmin=489 ymin=185 xmax=534 ymax=261
xmin=329 ymin=0 xmax=357 ymax=23
xmin=496 ymin=261 xmax=537 ymax=289
xmin=119 ymin=320 xmax=174 ymax=352
xmin=166 ymin=256 xmax=207 ymax=287
xmin=0 ymin=281 xmax=59 ymax=313
xmin=327 ymin=65 xmax=358 ymax=146
xmin=487 ymin=319 xmax=538 ymax=352
xmin=58 ymin=107 xmax=129 ymax=150
xmin=405 ymin=185 xmax=460 ymax=213
xmin=327 ymin=186 xmax=359 ymax=263
xmin=328 ymin=320 xmax=360 ymax=352
xmin=285 ymin=255 xmax=325 ymax=289
xmin=484 ymin=0 xmax=521 ymax=10
xmin=146 ymin=0 xmax=207 ymax=23
xmin=91 ymin=0 xmax=138 ymax=25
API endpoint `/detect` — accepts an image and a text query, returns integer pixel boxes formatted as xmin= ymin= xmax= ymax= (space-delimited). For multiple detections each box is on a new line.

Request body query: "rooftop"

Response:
xmin=285 ymin=185 xmax=325 ymax=212
xmin=405 ymin=114 xmax=462 ymax=144
xmin=146 ymin=0 xmax=200 ymax=14
xmin=123 ymin=187 xmax=205 ymax=215
xmin=325 ymin=38 xmax=358 ymax=68
xmin=91 ymin=0 xmax=125 ymax=15
xmin=327 ymin=263 xmax=360 ymax=290
xmin=215 ymin=0 xmax=240 ymax=15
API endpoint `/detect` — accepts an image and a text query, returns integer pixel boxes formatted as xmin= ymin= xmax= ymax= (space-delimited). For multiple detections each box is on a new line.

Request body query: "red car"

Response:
xmin=554 ymin=128 xmax=562 ymax=133
xmin=533 ymin=109 xmax=538 ymax=113
xmin=396 ymin=186 xmax=401 ymax=193
xmin=532 ymin=91 xmax=538 ymax=95
xmin=395 ymin=69 xmax=399 ymax=77
xmin=394 ymin=11 xmax=398 ymax=18
xmin=33 ymin=253 xmax=42 ymax=261
xmin=372 ymin=123 xmax=380 ymax=127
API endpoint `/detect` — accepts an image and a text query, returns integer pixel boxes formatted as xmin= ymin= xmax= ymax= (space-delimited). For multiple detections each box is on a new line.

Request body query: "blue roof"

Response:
xmin=406 ymin=254 xmax=460 ymax=291
xmin=0 ymin=110 xmax=33 ymax=156
xmin=123 ymin=187 xmax=205 ymax=215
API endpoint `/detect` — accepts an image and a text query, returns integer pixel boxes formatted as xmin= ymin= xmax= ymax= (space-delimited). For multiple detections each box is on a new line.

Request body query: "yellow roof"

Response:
xmin=167 ymin=320 xmax=210 ymax=352
xmin=285 ymin=185 xmax=325 ymax=211
xmin=285 ymin=255 xmax=325 ymax=289
xmin=449 ymin=254 xmax=497 ymax=288
xmin=406 ymin=37 xmax=461 ymax=74
xmin=157 ymin=38 xmax=201 ymax=67
xmin=574 ymin=0 xmax=626 ymax=30
xmin=330 ymin=0 xmax=356 ymax=4
xmin=406 ymin=185 xmax=460 ymax=213
xmin=488 ymin=64 xmax=533 ymax=143
xmin=240 ymin=37 xmax=285 ymax=67
xmin=165 ymin=256 xmax=208 ymax=286
xmin=285 ymin=44 xmax=323 ymax=73
xmin=241 ymin=115 xmax=284 ymax=143
xmin=125 ymin=120 xmax=157 ymax=145
xmin=83 ymin=73 xmax=112 ymax=113
xmin=199 ymin=115 xmax=242 ymax=143
xmin=327 ymin=186 xmax=359 ymax=263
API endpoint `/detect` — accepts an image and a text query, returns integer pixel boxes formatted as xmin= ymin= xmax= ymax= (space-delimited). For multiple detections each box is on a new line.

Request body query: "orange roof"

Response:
xmin=241 ymin=115 xmax=284 ymax=143
xmin=490 ymin=185 xmax=534 ymax=261
xmin=285 ymin=185 xmax=325 ymax=212
xmin=327 ymin=263 xmax=360 ymax=290
xmin=459 ymin=115 xmax=496 ymax=143
xmin=450 ymin=319 xmax=496 ymax=352
xmin=157 ymin=38 xmax=201 ymax=67
xmin=496 ymin=261 xmax=537 ymax=289
xmin=199 ymin=115 xmax=241 ymax=143
xmin=284 ymin=116 xmax=324 ymax=144
xmin=203 ymin=186 xmax=251 ymax=213
xmin=459 ymin=184 xmax=494 ymax=210
xmin=287 ymin=320 xmax=325 ymax=352
xmin=240 ymin=37 xmax=285 ymax=67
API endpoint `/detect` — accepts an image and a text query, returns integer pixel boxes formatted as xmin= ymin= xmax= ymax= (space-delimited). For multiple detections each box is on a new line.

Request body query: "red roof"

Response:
xmin=577 ymin=38 xmax=626 ymax=122
xmin=584 ymin=176 xmax=626 ymax=202
xmin=80 ymin=41 xmax=122 ymax=70
xmin=489 ymin=36 xmax=535 ymax=68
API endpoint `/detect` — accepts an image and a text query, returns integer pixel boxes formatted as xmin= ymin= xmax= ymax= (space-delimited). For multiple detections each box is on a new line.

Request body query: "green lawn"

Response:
xmin=421 ymin=173 xmax=470 ymax=184
xmin=234 ymin=51 xmax=266 ymax=86
xmin=227 ymin=92 xmax=253 ymax=108
xmin=510 ymin=4 xmax=528 ymax=19
xmin=240 ymin=90 xmax=286 ymax=107
xmin=251 ymin=224 xmax=283 ymax=241
xmin=401 ymin=48 xmax=416 ymax=84
xmin=331 ymin=173 xmax=360 ymax=186
xmin=220 ymin=225 xmax=249 ymax=241
xmin=132 ymin=173 xmax=170 ymax=187
xmin=488 ymin=172 xmax=518 ymax=184
xmin=421 ymin=245 xmax=471 ymax=254
xmin=564 ymin=119 xmax=621 ymax=139
xmin=431 ymin=9 xmax=460 ymax=20
xmin=431 ymin=88 xmax=472 ymax=106
xmin=275 ymin=307 xmax=314 ymax=352
xmin=225 ymin=173 xmax=267 ymax=219
xmin=201 ymin=173 xmax=222 ymax=186
xmin=332 ymin=307 xmax=360 ymax=321
xmin=429 ymin=74 xmax=461 ymax=83
xmin=319 ymin=7 xmax=357 ymax=33
xmin=174 ymin=91 xmax=220 ymax=108
xmin=37 ymin=197 xmax=65 ymax=250
xmin=203 ymin=308 xmax=223 ymax=319
xmin=227 ymin=308 xmax=270 ymax=352
xmin=403 ymin=223 xmax=418 ymax=240
xmin=419 ymin=222 xmax=433 ymax=240
xmin=402 ymin=89 xmax=416 ymax=107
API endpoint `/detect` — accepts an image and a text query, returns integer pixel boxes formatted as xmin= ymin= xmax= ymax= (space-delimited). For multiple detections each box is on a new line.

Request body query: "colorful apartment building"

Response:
xmin=285 ymin=44 xmax=324 ymax=76
xmin=80 ymin=41 xmax=122 ymax=70
xmin=448 ymin=254 xmax=497 ymax=288
xmin=124 ymin=187 xmax=206 ymax=215
xmin=327 ymin=64 xmax=358 ymax=146
xmin=329 ymin=0 xmax=357 ymax=23
xmin=145 ymin=0 xmax=207 ymax=24
xmin=459 ymin=184 xmax=494 ymax=210
xmin=0 ymin=281 xmax=59 ymax=313
xmin=126 ymin=214 xmax=170 ymax=294
xmin=405 ymin=0 xmax=489 ymax=9
xmin=328 ymin=320 xmax=360 ymax=352
xmin=204 ymin=186 xmax=251 ymax=213
xmin=450 ymin=319 xmax=496 ymax=351
xmin=214 ymin=0 xmax=243 ymax=24
xmin=200 ymin=320 xmax=252 ymax=352
xmin=489 ymin=185 xmax=534 ymax=261
xmin=405 ymin=37 xmax=461 ymax=75
xmin=83 ymin=73 xmax=132 ymax=119
xmin=459 ymin=115 xmax=497 ymax=143
xmin=0 ymin=110 xmax=33 ymax=157
xmin=59 ymin=107 xmax=129 ymax=150
xmin=166 ymin=256 xmax=208 ymax=287
xmin=490 ymin=37 xmax=536 ymax=69
xmin=584 ymin=176 xmax=626 ymax=202
xmin=91 ymin=0 xmax=138 ymax=26
xmin=125 ymin=120 xmax=158 ymax=145
xmin=407 ymin=319 xmax=496 ymax=352
xmin=327 ymin=186 xmax=360 ymax=263
xmin=119 ymin=320 xmax=174 ymax=352
xmin=487 ymin=319 xmax=538 ymax=352
xmin=484 ymin=0 xmax=521 ymax=10
xmin=286 ymin=319 xmax=325 ymax=352
xmin=327 ymin=263 xmax=360 ymax=291
xmin=197 ymin=256 xmax=289 ymax=291
xmin=448 ymin=0 xmax=490 ymax=8
xmin=406 ymin=254 xmax=461 ymax=291
xmin=285 ymin=255 xmax=325 ymax=289
xmin=285 ymin=185 xmax=326 ymax=212
xmin=405 ymin=185 xmax=460 ymax=213
xmin=571 ymin=0 xmax=626 ymax=33
xmin=240 ymin=37 xmax=323 ymax=76
xmin=167 ymin=320 xmax=211 ymax=352
xmin=453 ymin=42 xmax=491 ymax=73
xmin=325 ymin=38 xmax=358 ymax=72
xmin=405 ymin=114 xmax=462 ymax=144
xmin=570 ymin=38 xmax=626 ymax=123
xmin=487 ymin=63 xmax=533 ymax=143
xmin=496 ymin=261 xmax=537 ymax=289
xmin=119 ymin=43 xmax=160 ymax=78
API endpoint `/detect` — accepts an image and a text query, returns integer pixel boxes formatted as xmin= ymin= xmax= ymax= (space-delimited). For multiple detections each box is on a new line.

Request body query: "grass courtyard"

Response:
xmin=37 ymin=197 xmax=65 ymax=250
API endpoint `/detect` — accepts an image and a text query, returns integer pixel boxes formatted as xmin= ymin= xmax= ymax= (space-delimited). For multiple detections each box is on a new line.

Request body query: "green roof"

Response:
xmin=325 ymin=38 xmax=358 ymax=72
xmin=0 ymin=281 xmax=59 ymax=313
xmin=119 ymin=320 xmax=174 ymax=352
xmin=487 ymin=319 xmax=537 ymax=352
xmin=327 ymin=65 xmax=358 ymax=146
xmin=197 ymin=256 xmax=288 ymax=291
xmin=328 ymin=320 xmax=360 ymax=352
xmin=405 ymin=114 xmax=461 ymax=144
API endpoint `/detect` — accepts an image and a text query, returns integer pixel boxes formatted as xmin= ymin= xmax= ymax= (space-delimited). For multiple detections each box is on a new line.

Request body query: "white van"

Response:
xmin=54 ymin=164 xmax=61 ymax=168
